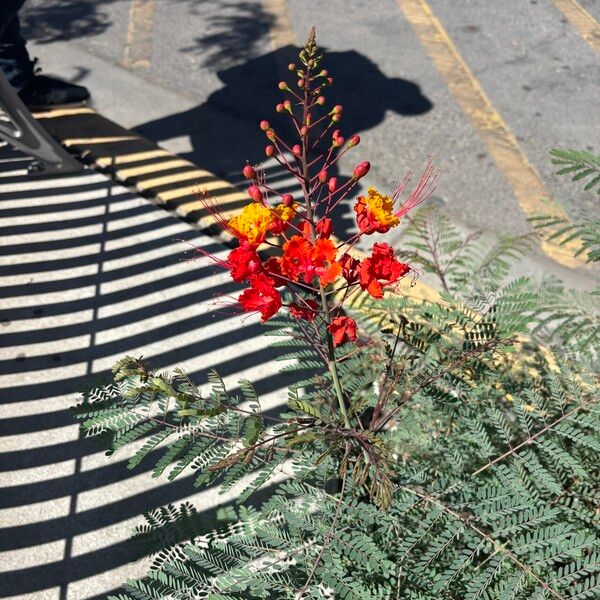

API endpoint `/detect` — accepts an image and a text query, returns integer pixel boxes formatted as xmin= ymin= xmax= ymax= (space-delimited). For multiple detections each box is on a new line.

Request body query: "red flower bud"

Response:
xmin=247 ymin=185 xmax=263 ymax=202
xmin=276 ymin=103 xmax=284 ymax=113
xmin=328 ymin=177 xmax=338 ymax=193
xmin=318 ymin=169 xmax=328 ymax=183
xmin=278 ymin=81 xmax=287 ymax=90
xmin=332 ymin=129 xmax=341 ymax=140
xmin=266 ymin=130 xmax=276 ymax=141
xmin=298 ymin=78 xmax=305 ymax=88
xmin=243 ymin=165 xmax=256 ymax=180
xmin=282 ymin=194 xmax=294 ymax=207
xmin=334 ymin=136 xmax=345 ymax=147
xmin=300 ymin=125 xmax=308 ymax=136
xmin=320 ymin=70 xmax=328 ymax=77
xmin=327 ymin=77 xmax=333 ymax=85
xmin=316 ymin=217 xmax=332 ymax=238
xmin=316 ymin=95 xmax=325 ymax=105
xmin=353 ymin=161 xmax=370 ymax=179
xmin=288 ymin=63 xmax=296 ymax=71
xmin=292 ymin=144 xmax=302 ymax=157
xmin=348 ymin=135 xmax=360 ymax=147
xmin=333 ymin=105 xmax=343 ymax=114
xmin=306 ymin=113 xmax=312 ymax=125
xmin=260 ymin=120 xmax=270 ymax=131
xmin=331 ymin=114 xmax=341 ymax=123
xmin=283 ymin=100 xmax=292 ymax=111
xmin=265 ymin=145 xmax=275 ymax=157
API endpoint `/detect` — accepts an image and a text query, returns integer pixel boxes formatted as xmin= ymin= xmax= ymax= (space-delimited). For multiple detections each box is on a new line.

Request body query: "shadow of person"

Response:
xmin=135 ymin=45 xmax=433 ymax=239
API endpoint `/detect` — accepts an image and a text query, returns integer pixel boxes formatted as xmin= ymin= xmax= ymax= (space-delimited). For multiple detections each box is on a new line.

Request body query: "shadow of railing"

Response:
xmin=0 ymin=144 xmax=291 ymax=598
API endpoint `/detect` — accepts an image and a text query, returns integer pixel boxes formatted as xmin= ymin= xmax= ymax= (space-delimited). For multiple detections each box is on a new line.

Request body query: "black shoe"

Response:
xmin=18 ymin=74 xmax=90 ymax=110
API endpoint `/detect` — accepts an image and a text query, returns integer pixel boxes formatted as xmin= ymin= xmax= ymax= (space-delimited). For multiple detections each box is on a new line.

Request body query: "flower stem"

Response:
xmin=299 ymin=66 xmax=351 ymax=430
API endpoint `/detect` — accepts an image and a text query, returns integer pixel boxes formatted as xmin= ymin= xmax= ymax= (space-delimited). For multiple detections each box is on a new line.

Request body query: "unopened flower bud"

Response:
xmin=353 ymin=161 xmax=370 ymax=179
xmin=266 ymin=130 xmax=276 ymax=141
xmin=265 ymin=145 xmax=275 ymax=156
xmin=276 ymin=103 xmax=284 ymax=113
xmin=283 ymin=100 xmax=292 ymax=111
xmin=288 ymin=63 xmax=296 ymax=71
xmin=316 ymin=95 xmax=325 ymax=105
xmin=297 ymin=78 xmax=305 ymax=88
xmin=320 ymin=70 xmax=328 ymax=77
xmin=243 ymin=165 xmax=256 ymax=180
xmin=300 ymin=125 xmax=308 ymax=136
xmin=306 ymin=113 xmax=312 ymax=125
xmin=318 ymin=169 xmax=328 ymax=183
xmin=260 ymin=120 xmax=270 ymax=131
xmin=332 ymin=114 xmax=341 ymax=123
xmin=334 ymin=136 xmax=345 ymax=147
xmin=282 ymin=193 xmax=294 ymax=207
xmin=328 ymin=177 xmax=338 ymax=193
xmin=248 ymin=185 xmax=263 ymax=202
xmin=292 ymin=144 xmax=302 ymax=157
xmin=316 ymin=217 xmax=332 ymax=238
xmin=348 ymin=134 xmax=360 ymax=147
xmin=326 ymin=77 xmax=333 ymax=85
xmin=332 ymin=129 xmax=341 ymax=140
xmin=278 ymin=81 xmax=287 ymax=90
xmin=333 ymin=105 xmax=343 ymax=114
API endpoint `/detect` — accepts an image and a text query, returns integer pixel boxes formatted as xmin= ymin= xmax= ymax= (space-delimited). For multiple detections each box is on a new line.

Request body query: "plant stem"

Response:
xmin=299 ymin=64 xmax=351 ymax=430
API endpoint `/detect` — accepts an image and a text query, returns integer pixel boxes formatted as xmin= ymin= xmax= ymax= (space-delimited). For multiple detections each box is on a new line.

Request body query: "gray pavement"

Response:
xmin=20 ymin=0 xmax=600 ymax=232
xmin=0 ymin=145 xmax=287 ymax=599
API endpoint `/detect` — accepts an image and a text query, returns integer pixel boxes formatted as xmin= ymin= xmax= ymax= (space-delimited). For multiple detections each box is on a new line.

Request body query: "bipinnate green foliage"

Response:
xmin=73 ymin=138 xmax=599 ymax=599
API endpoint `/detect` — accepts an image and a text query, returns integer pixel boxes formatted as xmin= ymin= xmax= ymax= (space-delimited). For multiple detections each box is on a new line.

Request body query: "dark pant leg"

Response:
xmin=0 ymin=0 xmax=31 ymax=90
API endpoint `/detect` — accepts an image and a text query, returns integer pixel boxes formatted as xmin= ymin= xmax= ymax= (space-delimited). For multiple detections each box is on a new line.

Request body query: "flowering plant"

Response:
xmin=199 ymin=28 xmax=436 ymax=442
xmin=73 ymin=31 xmax=600 ymax=600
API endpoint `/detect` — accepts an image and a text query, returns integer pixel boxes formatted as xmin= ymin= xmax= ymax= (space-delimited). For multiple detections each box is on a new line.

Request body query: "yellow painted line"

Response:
xmin=123 ymin=0 xmax=155 ymax=69
xmin=32 ymin=107 xmax=95 ymax=118
xmin=115 ymin=158 xmax=190 ymax=179
xmin=95 ymin=149 xmax=170 ymax=167
xmin=397 ymin=0 xmax=584 ymax=268
xmin=62 ymin=136 xmax=139 ymax=147
xmin=135 ymin=169 xmax=212 ymax=190
xmin=159 ymin=180 xmax=247 ymax=203
xmin=263 ymin=0 xmax=298 ymax=50
xmin=554 ymin=0 xmax=600 ymax=52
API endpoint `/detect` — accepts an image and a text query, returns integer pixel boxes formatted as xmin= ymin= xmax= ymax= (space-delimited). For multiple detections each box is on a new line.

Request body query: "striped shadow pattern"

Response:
xmin=0 ymin=144 xmax=290 ymax=599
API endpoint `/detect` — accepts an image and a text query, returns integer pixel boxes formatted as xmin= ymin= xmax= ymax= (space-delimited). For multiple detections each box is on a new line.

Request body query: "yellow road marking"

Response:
xmin=554 ymin=0 xmax=600 ymax=52
xmin=95 ymin=149 xmax=170 ymax=167
xmin=32 ymin=107 xmax=95 ymax=118
xmin=116 ymin=158 xmax=190 ymax=179
xmin=397 ymin=0 xmax=584 ymax=268
xmin=135 ymin=169 xmax=211 ymax=190
xmin=263 ymin=0 xmax=298 ymax=50
xmin=123 ymin=0 xmax=155 ymax=69
xmin=62 ymin=136 xmax=139 ymax=147
xmin=160 ymin=180 xmax=248 ymax=203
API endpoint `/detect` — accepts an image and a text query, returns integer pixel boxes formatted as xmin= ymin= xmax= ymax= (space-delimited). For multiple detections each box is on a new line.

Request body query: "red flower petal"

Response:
xmin=327 ymin=316 xmax=357 ymax=347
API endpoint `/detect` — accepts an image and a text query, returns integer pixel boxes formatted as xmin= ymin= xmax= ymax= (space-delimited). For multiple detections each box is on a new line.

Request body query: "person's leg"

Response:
xmin=0 ymin=0 xmax=31 ymax=90
xmin=0 ymin=0 xmax=90 ymax=108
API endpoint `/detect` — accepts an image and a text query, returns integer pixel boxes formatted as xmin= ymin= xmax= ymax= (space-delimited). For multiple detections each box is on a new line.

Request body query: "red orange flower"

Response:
xmin=359 ymin=243 xmax=409 ymax=298
xmin=228 ymin=243 xmax=262 ymax=282
xmin=238 ymin=273 xmax=282 ymax=322
xmin=280 ymin=235 xmax=341 ymax=286
xmin=289 ymin=299 xmax=320 ymax=321
xmin=327 ymin=316 xmax=357 ymax=347
xmin=339 ymin=253 xmax=361 ymax=284
xmin=228 ymin=203 xmax=273 ymax=244
xmin=354 ymin=187 xmax=400 ymax=235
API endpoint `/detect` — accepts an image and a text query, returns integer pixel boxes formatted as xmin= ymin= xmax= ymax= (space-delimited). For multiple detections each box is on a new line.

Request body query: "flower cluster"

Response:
xmin=199 ymin=31 xmax=437 ymax=346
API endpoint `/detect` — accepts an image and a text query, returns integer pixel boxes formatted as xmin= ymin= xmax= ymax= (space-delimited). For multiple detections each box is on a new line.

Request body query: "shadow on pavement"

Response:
xmin=0 ymin=146 xmax=291 ymax=598
xmin=136 ymin=45 xmax=433 ymax=239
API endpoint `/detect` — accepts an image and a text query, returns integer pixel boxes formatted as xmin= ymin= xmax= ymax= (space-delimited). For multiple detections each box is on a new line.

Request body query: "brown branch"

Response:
xmin=401 ymin=486 xmax=564 ymax=600
xmin=471 ymin=405 xmax=583 ymax=477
